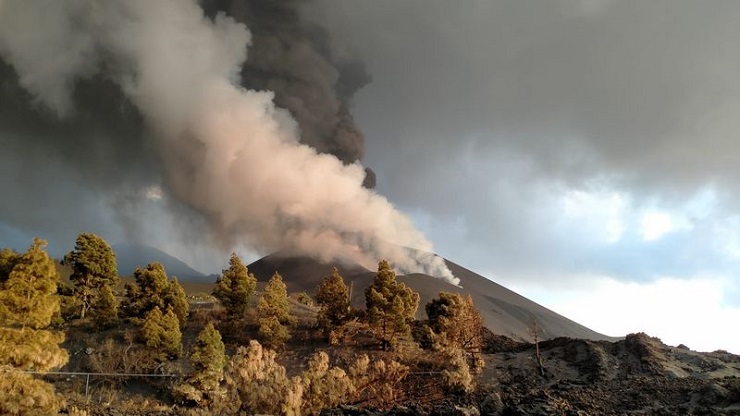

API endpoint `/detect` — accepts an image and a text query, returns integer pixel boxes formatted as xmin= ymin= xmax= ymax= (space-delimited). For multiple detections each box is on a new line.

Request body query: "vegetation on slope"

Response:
xmin=1 ymin=234 xmax=738 ymax=415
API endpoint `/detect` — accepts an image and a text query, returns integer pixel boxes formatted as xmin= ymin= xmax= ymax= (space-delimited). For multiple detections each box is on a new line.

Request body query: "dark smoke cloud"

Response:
xmin=0 ymin=0 xmax=455 ymax=282
xmin=0 ymin=0 xmax=368 ymax=252
xmin=203 ymin=0 xmax=372 ymax=164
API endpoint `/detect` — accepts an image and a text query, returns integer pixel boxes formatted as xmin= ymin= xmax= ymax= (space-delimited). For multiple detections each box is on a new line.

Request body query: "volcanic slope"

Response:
xmin=247 ymin=252 xmax=616 ymax=342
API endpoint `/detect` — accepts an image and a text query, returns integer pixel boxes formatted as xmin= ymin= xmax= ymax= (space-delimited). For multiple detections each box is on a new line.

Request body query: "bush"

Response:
xmin=86 ymin=337 xmax=160 ymax=377
xmin=0 ymin=367 xmax=63 ymax=415
xmin=348 ymin=354 xmax=409 ymax=406
xmin=258 ymin=316 xmax=291 ymax=349
xmin=441 ymin=348 xmax=475 ymax=393
xmin=293 ymin=292 xmax=314 ymax=307
xmin=301 ymin=351 xmax=353 ymax=415
xmin=224 ymin=340 xmax=302 ymax=415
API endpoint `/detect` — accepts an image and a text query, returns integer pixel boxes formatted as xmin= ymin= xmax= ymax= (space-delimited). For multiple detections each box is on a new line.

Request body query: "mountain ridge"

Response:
xmin=112 ymin=243 xmax=208 ymax=281
xmin=247 ymin=251 xmax=617 ymax=342
xmin=113 ymin=243 xmax=615 ymax=342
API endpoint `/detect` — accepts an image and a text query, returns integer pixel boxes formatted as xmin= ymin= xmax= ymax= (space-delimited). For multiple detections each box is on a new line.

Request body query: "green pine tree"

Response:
xmin=164 ymin=276 xmax=189 ymax=329
xmin=315 ymin=268 xmax=351 ymax=340
xmin=365 ymin=260 xmax=420 ymax=350
xmin=425 ymin=292 xmax=483 ymax=353
xmin=64 ymin=233 xmax=118 ymax=320
xmin=213 ymin=253 xmax=257 ymax=318
xmin=92 ymin=285 xmax=119 ymax=329
xmin=0 ymin=247 xmax=20 ymax=283
xmin=0 ymin=239 xmax=63 ymax=330
xmin=123 ymin=262 xmax=169 ymax=319
xmin=0 ymin=239 xmax=68 ymax=414
xmin=123 ymin=262 xmax=187 ymax=326
xmin=141 ymin=306 xmax=182 ymax=359
xmin=175 ymin=322 xmax=227 ymax=406
xmin=257 ymin=272 xmax=296 ymax=348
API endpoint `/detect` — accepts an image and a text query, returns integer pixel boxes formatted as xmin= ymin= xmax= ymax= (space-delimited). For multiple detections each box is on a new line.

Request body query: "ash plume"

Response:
xmin=0 ymin=0 xmax=457 ymax=283
xmin=202 ymin=0 xmax=372 ymax=165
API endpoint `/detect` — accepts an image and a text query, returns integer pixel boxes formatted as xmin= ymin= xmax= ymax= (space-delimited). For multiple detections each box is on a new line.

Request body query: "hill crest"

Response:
xmin=247 ymin=251 xmax=616 ymax=342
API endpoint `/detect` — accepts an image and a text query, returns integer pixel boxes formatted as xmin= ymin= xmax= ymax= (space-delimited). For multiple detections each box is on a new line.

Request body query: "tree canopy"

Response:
xmin=64 ymin=233 xmax=118 ymax=319
xmin=174 ymin=322 xmax=227 ymax=407
xmin=0 ymin=239 xmax=62 ymax=330
xmin=425 ymin=292 xmax=483 ymax=353
xmin=141 ymin=306 xmax=182 ymax=359
xmin=315 ymin=268 xmax=351 ymax=340
xmin=365 ymin=260 xmax=420 ymax=350
xmin=257 ymin=272 xmax=296 ymax=348
xmin=0 ymin=239 xmax=68 ymax=415
xmin=213 ymin=253 xmax=257 ymax=318
xmin=122 ymin=262 xmax=189 ymax=327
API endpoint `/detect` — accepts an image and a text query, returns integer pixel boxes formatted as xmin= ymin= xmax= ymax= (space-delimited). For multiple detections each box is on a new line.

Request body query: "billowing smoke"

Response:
xmin=202 ymin=0 xmax=372 ymax=165
xmin=0 ymin=0 xmax=457 ymax=283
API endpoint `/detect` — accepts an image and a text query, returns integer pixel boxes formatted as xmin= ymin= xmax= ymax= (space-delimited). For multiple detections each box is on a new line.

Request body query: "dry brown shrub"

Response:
xmin=441 ymin=348 xmax=475 ymax=393
xmin=85 ymin=337 xmax=160 ymax=381
xmin=84 ymin=383 xmax=173 ymax=413
xmin=188 ymin=307 xmax=216 ymax=328
xmin=0 ymin=328 xmax=69 ymax=371
xmin=348 ymin=354 xmax=409 ymax=406
xmin=224 ymin=340 xmax=302 ymax=415
xmin=66 ymin=405 xmax=89 ymax=416
xmin=0 ymin=366 xmax=64 ymax=415
xmin=301 ymin=351 xmax=354 ymax=415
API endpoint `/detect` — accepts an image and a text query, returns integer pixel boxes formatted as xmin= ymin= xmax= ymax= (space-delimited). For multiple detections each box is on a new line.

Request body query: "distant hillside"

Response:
xmin=249 ymin=251 xmax=617 ymax=342
xmin=112 ymin=243 xmax=207 ymax=281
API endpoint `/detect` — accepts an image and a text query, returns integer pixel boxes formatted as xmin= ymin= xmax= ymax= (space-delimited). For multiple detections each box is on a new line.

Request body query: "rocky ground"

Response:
xmin=55 ymin=297 xmax=740 ymax=415
xmin=324 ymin=332 xmax=740 ymax=415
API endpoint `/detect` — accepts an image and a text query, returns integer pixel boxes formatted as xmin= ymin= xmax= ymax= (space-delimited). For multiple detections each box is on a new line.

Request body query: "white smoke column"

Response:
xmin=0 ymin=0 xmax=458 ymax=284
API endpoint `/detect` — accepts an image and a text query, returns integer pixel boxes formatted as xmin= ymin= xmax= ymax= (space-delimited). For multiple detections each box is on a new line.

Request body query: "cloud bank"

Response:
xmin=308 ymin=0 xmax=740 ymax=285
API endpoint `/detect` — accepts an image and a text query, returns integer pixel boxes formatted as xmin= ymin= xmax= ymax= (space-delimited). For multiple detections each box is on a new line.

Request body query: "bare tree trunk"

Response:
xmin=531 ymin=319 xmax=545 ymax=377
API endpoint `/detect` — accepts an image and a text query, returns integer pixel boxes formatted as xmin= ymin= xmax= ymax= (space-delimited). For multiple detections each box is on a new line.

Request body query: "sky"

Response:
xmin=1 ymin=0 xmax=739 ymax=353
xmin=307 ymin=0 xmax=740 ymax=353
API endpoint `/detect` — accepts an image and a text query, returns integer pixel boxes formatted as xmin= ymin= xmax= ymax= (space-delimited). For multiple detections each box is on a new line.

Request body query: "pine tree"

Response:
xmin=0 ymin=239 xmax=68 ymax=414
xmin=92 ymin=285 xmax=119 ymax=329
xmin=257 ymin=315 xmax=291 ymax=349
xmin=0 ymin=247 xmax=20 ymax=283
xmin=315 ymin=268 xmax=351 ymax=341
xmin=257 ymin=272 xmax=296 ymax=349
xmin=64 ymin=233 xmax=118 ymax=320
xmin=122 ymin=262 xmax=169 ymax=319
xmin=213 ymin=253 xmax=257 ymax=318
xmin=425 ymin=292 xmax=483 ymax=353
xmin=141 ymin=306 xmax=182 ymax=359
xmin=164 ymin=276 xmax=189 ymax=329
xmin=0 ymin=239 xmax=63 ymax=330
xmin=174 ymin=322 xmax=227 ymax=407
xmin=0 ymin=371 xmax=62 ymax=416
xmin=365 ymin=260 xmax=420 ymax=350
xmin=123 ymin=262 xmax=187 ymax=326
xmin=258 ymin=272 xmax=295 ymax=325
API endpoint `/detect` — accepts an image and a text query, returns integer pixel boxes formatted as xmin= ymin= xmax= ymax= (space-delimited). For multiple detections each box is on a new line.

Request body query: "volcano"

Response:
xmin=247 ymin=252 xmax=616 ymax=342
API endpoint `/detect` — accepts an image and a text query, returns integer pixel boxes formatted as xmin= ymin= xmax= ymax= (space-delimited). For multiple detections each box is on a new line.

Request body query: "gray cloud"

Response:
xmin=307 ymin=0 xmax=740 ymax=281
xmin=3 ymin=0 xmax=740 ymax=287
